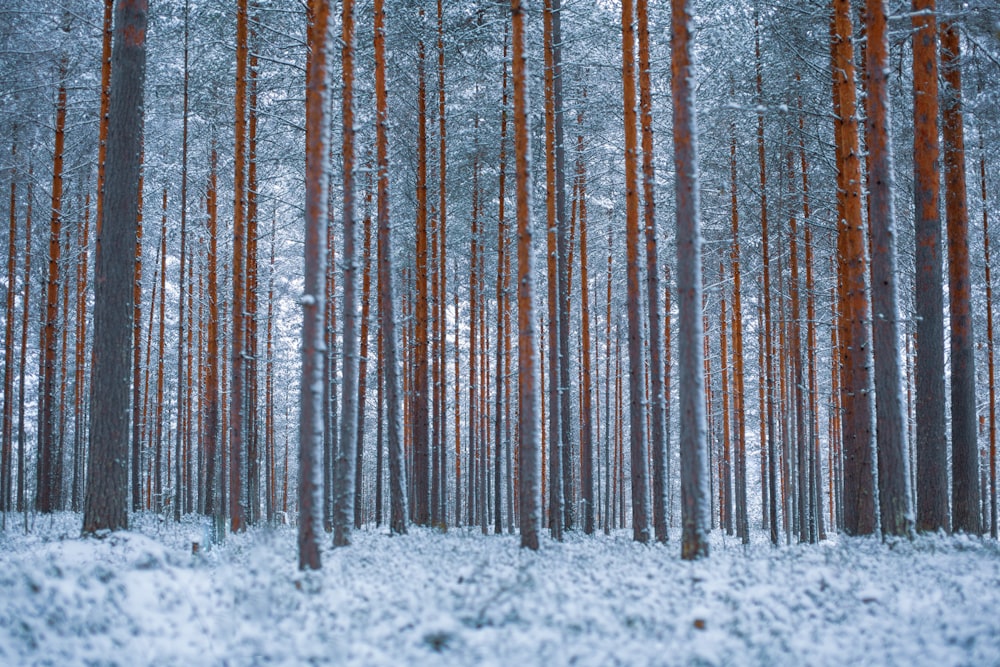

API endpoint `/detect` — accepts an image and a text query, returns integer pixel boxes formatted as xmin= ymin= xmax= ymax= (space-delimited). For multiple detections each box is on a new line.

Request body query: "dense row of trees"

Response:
xmin=1 ymin=0 xmax=999 ymax=564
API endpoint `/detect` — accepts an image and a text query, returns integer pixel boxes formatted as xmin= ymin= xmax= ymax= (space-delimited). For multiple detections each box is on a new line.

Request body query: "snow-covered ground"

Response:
xmin=2 ymin=513 xmax=999 ymax=666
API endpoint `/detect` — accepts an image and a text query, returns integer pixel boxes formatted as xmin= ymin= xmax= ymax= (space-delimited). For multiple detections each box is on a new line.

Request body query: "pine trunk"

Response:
xmin=911 ymin=0 xmax=948 ymax=532
xmin=672 ymin=0 xmax=709 ymax=559
xmin=83 ymin=0 xmax=147 ymax=534
xmin=941 ymin=21 xmax=981 ymax=534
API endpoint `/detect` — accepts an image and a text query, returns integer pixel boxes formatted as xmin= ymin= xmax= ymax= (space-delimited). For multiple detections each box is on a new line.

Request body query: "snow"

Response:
xmin=3 ymin=513 xmax=1000 ymax=666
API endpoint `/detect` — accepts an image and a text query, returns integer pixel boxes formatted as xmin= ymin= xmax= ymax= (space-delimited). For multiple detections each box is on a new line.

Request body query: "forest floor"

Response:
xmin=1 ymin=512 xmax=999 ymax=666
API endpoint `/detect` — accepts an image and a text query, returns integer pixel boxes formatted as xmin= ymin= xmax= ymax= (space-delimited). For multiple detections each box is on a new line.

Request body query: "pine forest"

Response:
xmin=2 ymin=1 xmax=1000 ymax=664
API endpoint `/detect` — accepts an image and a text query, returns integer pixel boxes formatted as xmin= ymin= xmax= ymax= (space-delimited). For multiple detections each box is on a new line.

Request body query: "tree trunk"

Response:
xmin=638 ymin=0 xmax=668 ymax=543
xmin=334 ymin=0 xmax=361 ymax=547
xmin=941 ymin=21 xmax=981 ymax=534
xmin=204 ymin=146 xmax=220 ymax=519
xmin=374 ymin=0 xmax=407 ymax=535
xmin=354 ymin=182 xmax=373 ymax=529
xmin=622 ymin=0 xmax=651 ymax=544
xmin=672 ymin=0 xmax=709 ymax=560
xmin=435 ymin=0 xmax=449 ymax=529
xmin=38 ymin=64 xmax=68 ymax=514
xmin=865 ymin=0 xmax=914 ymax=538
xmin=542 ymin=0 xmax=564 ymax=540
xmin=494 ymin=18 xmax=510 ymax=535
xmin=831 ymin=0 xmax=876 ymax=536
xmin=512 ymin=0 xmax=541 ymax=550
xmin=2 ymin=144 xmax=18 ymax=512
xmin=230 ymin=0 xmax=249 ymax=533
xmin=754 ymin=14 xmax=778 ymax=545
xmin=729 ymin=127 xmax=749 ymax=544
xmin=298 ymin=0 xmax=330 ymax=570
xmin=576 ymin=109 xmax=596 ymax=535
xmin=83 ymin=0 xmax=147 ymax=534
xmin=911 ymin=0 xmax=949 ymax=533
xmin=15 ymin=167 xmax=33 ymax=514
xmin=980 ymin=131 xmax=997 ymax=539
xmin=412 ymin=6 xmax=431 ymax=527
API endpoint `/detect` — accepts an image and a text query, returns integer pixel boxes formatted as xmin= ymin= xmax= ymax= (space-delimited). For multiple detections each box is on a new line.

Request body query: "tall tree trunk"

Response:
xmin=354 ymin=183 xmax=373 ymax=529
xmin=621 ymin=0 xmax=651 ymax=544
xmin=174 ymin=0 xmax=190 ymax=523
xmin=231 ymin=0 xmax=249 ymax=533
xmin=245 ymin=10 xmax=261 ymax=526
xmin=153 ymin=189 xmax=167 ymax=512
xmin=980 ymin=131 xmax=997 ymax=539
xmin=130 ymin=155 xmax=144 ymax=512
xmin=865 ymin=0 xmax=914 ymax=538
xmin=552 ymin=0 xmax=574 ymax=534
xmin=435 ymin=0 xmax=449 ymax=529
xmin=372 ymin=15 xmax=408 ymax=531
xmin=831 ymin=0 xmax=876 ymax=536
xmin=576 ymin=109 xmax=596 ymax=535
xmin=637 ymin=0 xmax=668 ymax=544
xmin=673 ymin=0 xmax=709 ymax=560
xmin=83 ymin=0 xmax=148 ymax=534
xmin=542 ymin=0 xmax=564 ymax=539
xmin=15 ymin=166 xmax=33 ymax=514
xmin=334 ymin=0 xmax=361 ymax=547
xmin=911 ymin=0 xmax=948 ymax=532
xmin=719 ymin=261 xmax=733 ymax=536
xmin=494 ymin=18 xmax=510 ymax=535
xmin=512 ymin=0 xmax=541 ymax=551
xmin=298 ymin=0 xmax=330 ymax=570
xmin=412 ymin=6 xmax=431 ymax=527
xmin=729 ymin=126 xmax=749 ymax=544
xmin=754 ymin=14 xmax=778 ymax=545
xmin=204 ymin=146 xmax=220 ymax=519
xmin=2 ymin=144 xmax=18 ymax=512
xmin=38 ymin=64 xmax=68 ymax=514
xmin=941 ymin=20 xmax=981 ymax=534
xmin=786 ymin=147 xmax=809 ymax=543
xmin=800 ymin=100 xmax=825 ymax=541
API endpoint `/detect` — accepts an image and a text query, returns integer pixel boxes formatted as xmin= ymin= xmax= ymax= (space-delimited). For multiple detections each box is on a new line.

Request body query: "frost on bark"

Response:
xmin=512 ymin=0 xmax=541 ymax=551
xmin=672 ymin=0 xmax=709 ymax=560
xmin=542 ymin=0 xmax=564 ymax=540
xmin=638 ymin=0 xmax=668 ymax=544
xmin=375 ymin=0 xmax=408 ymax=535
xmin=83 ymin=0 xmax=148 ymax=534
xmin=298 ymin=0 xmax=331 ymax=571
xmin=864 ymin=0 xmax=914 ymax=538
xmin=230 ymin=0 xmax=249 ymax=534
xmin=831 ymin=0 xmax=876 ymax=536
xmin=334 ymin=0 xmax=361 ymax=548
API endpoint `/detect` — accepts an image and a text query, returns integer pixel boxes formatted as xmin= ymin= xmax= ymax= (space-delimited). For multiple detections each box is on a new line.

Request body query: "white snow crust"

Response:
xmin=2 ymin=513 xmax=999 ymax=666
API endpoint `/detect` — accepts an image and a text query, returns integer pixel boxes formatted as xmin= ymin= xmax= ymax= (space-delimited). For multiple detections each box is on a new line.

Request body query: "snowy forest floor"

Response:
xmin=2 ymin=513 xmax=999 ymax=666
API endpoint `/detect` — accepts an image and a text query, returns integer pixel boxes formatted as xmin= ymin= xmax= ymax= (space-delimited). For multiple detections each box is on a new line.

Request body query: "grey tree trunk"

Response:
xmin=83 ymin=0 xmax=148 ymax=535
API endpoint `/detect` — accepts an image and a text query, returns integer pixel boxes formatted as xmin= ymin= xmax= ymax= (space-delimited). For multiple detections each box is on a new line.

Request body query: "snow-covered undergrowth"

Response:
xmin=2 ymin=513 xmax=999 ymax=666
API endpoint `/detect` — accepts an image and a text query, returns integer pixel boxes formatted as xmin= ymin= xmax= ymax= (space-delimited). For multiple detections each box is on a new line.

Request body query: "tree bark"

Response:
xmin=230 ymin=0 xmax=249 ymax=533
xmin=672 ymin=0 xmax=709 ymax=560
xmin=911 ymin=0 xmax=949 ymax=533
xmin=865 ymin=0 xmax=914 ymax=538
xmin=83 ymin=0 xmax=148 ymax=534
xmin=831 ymin=0 xmax=877 ymax=536
xmin=334 ymin=0 xmax=361 ymax=547
xmin=622 ymin=0 xmax=651 ymax=544
xmin=298 ymin=0 xmax=330 ymax=570
xmin=941 ymin=20 xmax=981 ymax=534
xmin=512 ymin=0 xmax=541 ymax=551
xmin=374 ymin=0 xmax=407 ymax=535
